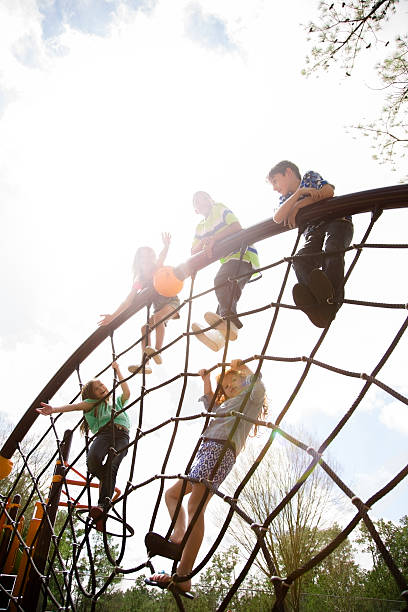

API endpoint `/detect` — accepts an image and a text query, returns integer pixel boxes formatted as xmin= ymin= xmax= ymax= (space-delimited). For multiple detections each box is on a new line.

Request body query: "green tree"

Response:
xmin=357 ymin=515 xmax=408 ymax=602
xmin=0 ymin=414 xmax=55 ymax=612
xmin=97 ymin=575 xmax=164 ymax=611
xmin=300 ymin=523 xmax=365 ymax=611
xmin=221 ymin=436 xmax=345 ymax=612
xmin=303 ymin=0 xmax=408 ymax=171
xmin=45 ymin=509 xmax=121 ymax=611
xmin=185 ymin=546 xmax=276 ymax=612
xmin=0 ymin=416 xmax=51 ymax=539
xmin=98 ymin=549 xmax=246 ymax=612
xmin=0 ymin=417 xmax=124 ymax=611
xmin=94 ymin=547 xmax=283 ymax=611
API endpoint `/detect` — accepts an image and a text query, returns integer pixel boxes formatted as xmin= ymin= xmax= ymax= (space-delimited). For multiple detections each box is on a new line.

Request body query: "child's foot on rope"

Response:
xmin=146 ymin=573 xmax=193 ymax=598
xmin=204 ymin=312 xmax=238 ymax=341
xmin=292 ymin=283 xmax=329 ymax=328
xmin=144 ymin=346 xmax=163 ymax=365
xmin=191 ymin=322 xmax=225 ymax=352
xmin=308 ymin=269 xmax=337 ymax=325
xmin=128 ymin=363 xmax=152 ymax=375
xmin=89 ymin=506 xmax=105 ymax=532
xmin=145 ymin=531 xmax=182 ymax=560
xmin=308 ymin=269 xmax=334 ymax=303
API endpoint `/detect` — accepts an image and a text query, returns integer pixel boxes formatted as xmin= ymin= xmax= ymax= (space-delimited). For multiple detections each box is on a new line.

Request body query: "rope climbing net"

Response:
xmin=0 ymin=185 xmax=407 ymax=612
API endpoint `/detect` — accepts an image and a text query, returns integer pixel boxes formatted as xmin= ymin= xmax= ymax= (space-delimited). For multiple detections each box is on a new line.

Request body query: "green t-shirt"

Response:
xmin=84 ymin=396 xmax=130 ymax=434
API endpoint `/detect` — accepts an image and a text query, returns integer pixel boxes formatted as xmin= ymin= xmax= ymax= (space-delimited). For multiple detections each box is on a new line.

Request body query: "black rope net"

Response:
xmin=0 ymin=185 xmax=407 ymax=612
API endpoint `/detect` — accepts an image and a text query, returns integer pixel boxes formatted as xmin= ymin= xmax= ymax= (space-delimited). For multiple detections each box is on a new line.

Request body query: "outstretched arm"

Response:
xmin=112 ymin=361 xmax=130 ymax=402
xmin=98 ymin=286 xmax=138 ymax=327
xmin=157 ymin=232 xmax=171 ymax=267
xmin=36 ymin=399 xmax=95 ymax=416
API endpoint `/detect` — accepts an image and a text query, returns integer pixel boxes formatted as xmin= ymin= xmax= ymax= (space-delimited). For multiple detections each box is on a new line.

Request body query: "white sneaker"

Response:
xmin=144 ymin=346 xmax=163 ymax=365
xmin=204 ymin=312 xmax=239 ymax=341
xmin=191 ymin=322 xmax=225 ymax=352
xmin=128 ymin=364 xmax=152 ymax=375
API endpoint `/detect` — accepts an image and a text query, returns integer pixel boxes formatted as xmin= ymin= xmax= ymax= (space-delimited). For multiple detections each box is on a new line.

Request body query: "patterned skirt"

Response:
xmin=189 ymin=439 xmax=235 ymax=490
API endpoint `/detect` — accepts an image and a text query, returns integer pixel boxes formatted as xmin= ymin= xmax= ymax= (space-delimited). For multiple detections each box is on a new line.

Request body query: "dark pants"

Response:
xmin=214 ymin=260 xmax=253 ymax=329
xmin=293 ymin=219 xmax=354 ymax=304
xmin=87 ymin=427 xmax=129 ymax=508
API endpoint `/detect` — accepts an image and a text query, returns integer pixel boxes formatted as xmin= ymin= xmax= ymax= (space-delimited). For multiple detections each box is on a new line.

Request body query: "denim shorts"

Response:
xmin=189 ymin=439 xmax=235 ymax=490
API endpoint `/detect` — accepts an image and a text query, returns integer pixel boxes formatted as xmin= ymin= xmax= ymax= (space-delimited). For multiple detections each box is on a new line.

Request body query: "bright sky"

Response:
xmin=0 ymin=0 xmax=407 ymax=585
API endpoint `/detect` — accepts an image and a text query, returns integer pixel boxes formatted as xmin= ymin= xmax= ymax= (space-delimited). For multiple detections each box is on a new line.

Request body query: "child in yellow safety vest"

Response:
xmin=191 ymin=191 xmax=260 ymax=351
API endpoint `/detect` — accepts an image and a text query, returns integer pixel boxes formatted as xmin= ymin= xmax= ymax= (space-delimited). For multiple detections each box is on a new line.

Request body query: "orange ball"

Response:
xmin=153 ymin=266 xmax=184 ymax=297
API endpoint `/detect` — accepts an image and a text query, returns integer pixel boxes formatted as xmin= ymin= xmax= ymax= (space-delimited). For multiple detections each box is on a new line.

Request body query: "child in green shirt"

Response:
xmin=36 ymin=361 xmax=130 ymax=531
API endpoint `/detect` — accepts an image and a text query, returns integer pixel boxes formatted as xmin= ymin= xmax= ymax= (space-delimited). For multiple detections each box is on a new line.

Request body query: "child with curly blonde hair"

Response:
xmin=146 ymin=359 xmax=267 ymax=595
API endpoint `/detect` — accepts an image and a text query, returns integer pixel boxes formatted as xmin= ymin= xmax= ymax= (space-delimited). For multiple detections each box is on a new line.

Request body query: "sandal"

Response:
xmin=145 ymin=575 xmax=194 ymax=600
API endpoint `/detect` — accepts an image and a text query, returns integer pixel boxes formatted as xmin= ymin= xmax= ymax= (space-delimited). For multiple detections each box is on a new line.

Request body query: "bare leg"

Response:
xmin=153 ymin=304 xmax=177 ymax=351
xmin=128 ymin=321 xmax=152 ymax=373
xmin=153 ymin=482 xmax=212 ymax=593
xmin=177 ymin=484 xmax=212 ymax=591
xmin=165 ymin=479 xmax=192 ymax=543
xmin=141 ymin=323 xmax=151 ymax=354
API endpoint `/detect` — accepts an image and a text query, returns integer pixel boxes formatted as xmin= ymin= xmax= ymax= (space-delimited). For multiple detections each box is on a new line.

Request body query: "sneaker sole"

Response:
xmin=293 ymin=283 xmax=329 ymax=328
xmin=192 ymin=322 xmax=225 ymax=351
xmin=89 ymin=506 xmax=103 ymax=520
xmin=204 ymin=312 xmax=238 ymax=341
xmin=308 ymin=269 xmax=334 ymax=304
xmin=128 ymin=365 xmax=152 ymax=374
xmin=144 ymin=347 xmax=163 ymax=365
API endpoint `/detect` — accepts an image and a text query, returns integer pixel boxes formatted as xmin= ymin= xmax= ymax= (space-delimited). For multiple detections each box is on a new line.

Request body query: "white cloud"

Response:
xmin=184 ymin=3 xmax=237 ymax=51
xmin=379 ymin=400 xmax=408 ymax=435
